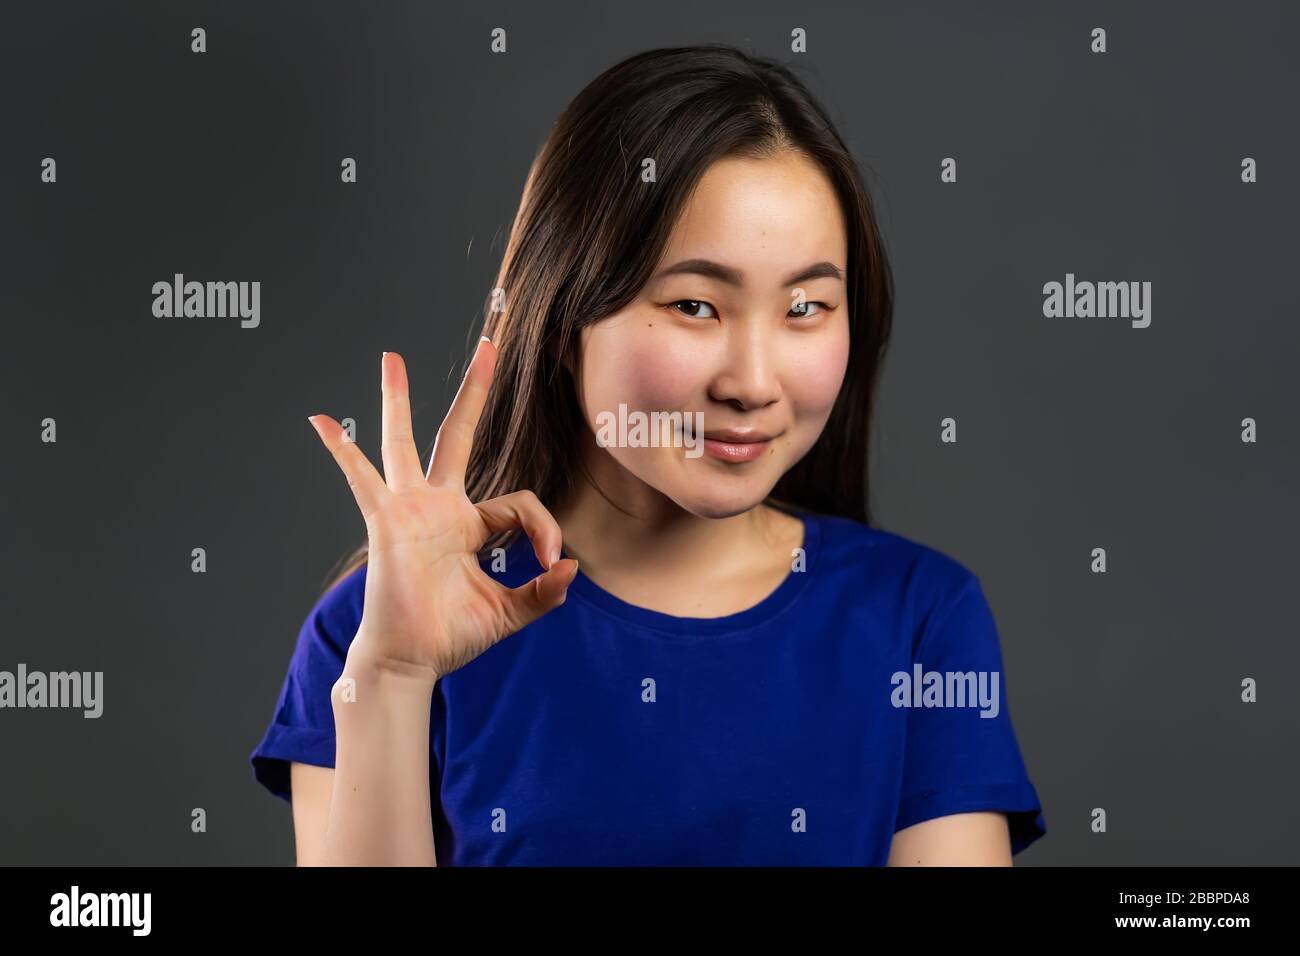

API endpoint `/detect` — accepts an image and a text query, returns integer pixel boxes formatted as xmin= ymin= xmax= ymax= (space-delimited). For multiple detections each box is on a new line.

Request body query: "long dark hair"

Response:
xmin=322 ymin=43 xmax=894 ymax=594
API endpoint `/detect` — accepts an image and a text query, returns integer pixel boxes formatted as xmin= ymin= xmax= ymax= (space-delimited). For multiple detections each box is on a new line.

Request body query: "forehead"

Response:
xmin=658 ymin=152 xmax=847 ymax=282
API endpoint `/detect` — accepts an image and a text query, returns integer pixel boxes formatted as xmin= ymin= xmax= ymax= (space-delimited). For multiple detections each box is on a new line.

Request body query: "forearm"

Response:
xmin=320 ymin=648 xmax=440 ymax=866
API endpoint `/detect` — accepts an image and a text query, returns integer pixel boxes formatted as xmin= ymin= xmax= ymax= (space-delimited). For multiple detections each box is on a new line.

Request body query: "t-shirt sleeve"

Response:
xmin=894 ymin=570 xmax=1047 ymax=856
xmin=248 ymin=564 xmax=367 ymax=802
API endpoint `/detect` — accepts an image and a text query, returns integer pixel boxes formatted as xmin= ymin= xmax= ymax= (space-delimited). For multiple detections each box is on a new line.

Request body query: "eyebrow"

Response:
xmin=652 ymin=258 xmax=844 ymax=288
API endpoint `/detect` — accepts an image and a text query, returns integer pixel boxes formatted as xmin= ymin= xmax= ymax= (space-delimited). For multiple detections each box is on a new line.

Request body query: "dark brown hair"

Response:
xmin=322 ymin=43 xmax=894 ymax=594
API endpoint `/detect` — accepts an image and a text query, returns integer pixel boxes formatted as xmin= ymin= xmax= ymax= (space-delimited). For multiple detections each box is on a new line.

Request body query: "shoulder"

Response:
xmin=807 ymin=511 xmax=977 ymax=597
xmin=301 ymin=562 xmax=369 ymax=655
xmin=805 ymin=511 xmax=988 ymax=650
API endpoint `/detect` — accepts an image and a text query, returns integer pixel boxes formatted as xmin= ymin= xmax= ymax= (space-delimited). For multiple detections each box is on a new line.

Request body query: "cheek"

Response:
xmin=786 ymin=325 xmax=850 ymax=419
xmin=581 ymin=322 xmax=708 ymax=413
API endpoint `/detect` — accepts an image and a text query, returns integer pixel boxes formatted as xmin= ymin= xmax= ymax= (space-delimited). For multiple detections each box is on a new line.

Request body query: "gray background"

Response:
xmin=1 ymin=0 xmax=1295 ymax=865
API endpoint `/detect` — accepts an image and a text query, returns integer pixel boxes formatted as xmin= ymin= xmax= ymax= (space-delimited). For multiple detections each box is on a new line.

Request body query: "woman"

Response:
xmin=250 ymin=43 xmax=1046 ymax=866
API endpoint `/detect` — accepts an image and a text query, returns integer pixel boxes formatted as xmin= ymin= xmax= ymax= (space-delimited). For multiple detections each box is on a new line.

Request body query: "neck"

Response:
xmin=550 ymin=449 xmax=789 ymax=585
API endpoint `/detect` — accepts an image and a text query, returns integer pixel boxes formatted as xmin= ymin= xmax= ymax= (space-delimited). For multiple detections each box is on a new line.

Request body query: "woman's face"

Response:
xmin=574 ymin=150 xmax=851 ymax=519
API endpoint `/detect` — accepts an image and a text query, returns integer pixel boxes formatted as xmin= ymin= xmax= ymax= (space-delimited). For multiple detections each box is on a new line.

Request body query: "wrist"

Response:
xmin=335 ymin=645 xmax=440 ymax=701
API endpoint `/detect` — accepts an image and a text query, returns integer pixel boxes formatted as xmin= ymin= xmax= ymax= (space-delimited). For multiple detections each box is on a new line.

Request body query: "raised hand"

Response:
xmin=307 ymin=339 xmax=578 ymax=682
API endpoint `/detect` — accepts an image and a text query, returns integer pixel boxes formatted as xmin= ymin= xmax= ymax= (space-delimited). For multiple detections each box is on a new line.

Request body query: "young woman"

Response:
xmin=250 ymin=44 xmax=1046 ymax=866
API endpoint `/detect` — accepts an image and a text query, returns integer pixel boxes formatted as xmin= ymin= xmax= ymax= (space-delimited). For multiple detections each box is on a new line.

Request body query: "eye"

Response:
xmin=670 ymin=300 xmax=718 ymax=320
xmin=788 ymin=300 xmax=828 ymax=319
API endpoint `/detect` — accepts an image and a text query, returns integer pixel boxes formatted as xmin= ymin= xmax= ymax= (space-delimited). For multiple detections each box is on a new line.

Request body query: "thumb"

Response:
xmin=498 ymin=558 xmax=579 ymax=634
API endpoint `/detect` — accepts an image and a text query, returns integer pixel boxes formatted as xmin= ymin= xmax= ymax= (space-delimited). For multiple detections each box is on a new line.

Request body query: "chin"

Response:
xmin=668 ymin=483 xmax=774 ymax=520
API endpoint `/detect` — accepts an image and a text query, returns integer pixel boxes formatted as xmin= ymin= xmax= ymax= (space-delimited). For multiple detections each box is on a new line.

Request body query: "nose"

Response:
xmin=707 ymin=317 xmax=782 ymax=411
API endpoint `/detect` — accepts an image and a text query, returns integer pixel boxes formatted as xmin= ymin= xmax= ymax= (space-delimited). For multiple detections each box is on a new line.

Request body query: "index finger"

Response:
xmin=426 ymin=336 xmax=497 ymax=488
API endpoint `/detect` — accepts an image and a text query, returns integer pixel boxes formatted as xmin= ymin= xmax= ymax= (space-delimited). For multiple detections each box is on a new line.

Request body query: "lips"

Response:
xmin=702 ymin=428 xmax=776 ymax=443
xmin=700 ymin=428 xmax=778 ymax=463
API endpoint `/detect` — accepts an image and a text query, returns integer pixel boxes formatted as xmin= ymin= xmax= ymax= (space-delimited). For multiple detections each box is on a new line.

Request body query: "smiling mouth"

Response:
xmin=700 ymin=430 xmax=778 ymax=463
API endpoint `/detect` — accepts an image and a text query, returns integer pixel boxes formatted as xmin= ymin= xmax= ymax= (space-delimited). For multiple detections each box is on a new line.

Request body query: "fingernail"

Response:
xmin=549 ymin=545 xmax=561 ymax=568
xmin=480 ymin=335 xmax=492 ymax=344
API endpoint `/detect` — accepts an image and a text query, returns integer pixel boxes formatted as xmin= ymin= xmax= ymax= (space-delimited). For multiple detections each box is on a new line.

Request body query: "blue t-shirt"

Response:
xmin=250 ymin=510 xmax=1046 ymax=864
